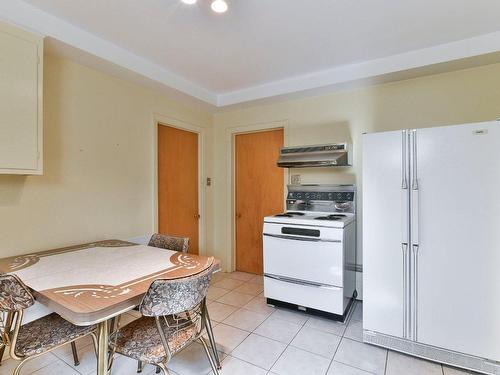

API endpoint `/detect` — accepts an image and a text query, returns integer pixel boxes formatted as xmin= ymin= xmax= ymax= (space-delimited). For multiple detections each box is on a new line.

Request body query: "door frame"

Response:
xmin=225 ymin=120 xmax=289 ymax=272
xmin=153 ymin=113 xmax=206 ymax=255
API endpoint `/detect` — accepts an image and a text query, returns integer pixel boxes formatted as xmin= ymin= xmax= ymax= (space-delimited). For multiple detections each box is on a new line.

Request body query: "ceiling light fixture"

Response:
xmin=181 ymin=0 xmax=197 ymax=4
xmin=211 ymin=0 xmax=228 ymax=13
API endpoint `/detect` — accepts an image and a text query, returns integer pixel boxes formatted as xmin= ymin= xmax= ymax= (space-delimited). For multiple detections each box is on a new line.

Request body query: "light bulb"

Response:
xmin=211 ymin=0 xmax=228 ymax=13
xmin=181 ymin=0 xmax=197 ymax=4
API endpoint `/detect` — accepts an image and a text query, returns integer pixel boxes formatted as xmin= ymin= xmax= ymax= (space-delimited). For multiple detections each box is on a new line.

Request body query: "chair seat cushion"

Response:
xmin=15 ymin=313 xmax=95 ymax=357
xmin=110 ymin=316 xmax=197 ymax=364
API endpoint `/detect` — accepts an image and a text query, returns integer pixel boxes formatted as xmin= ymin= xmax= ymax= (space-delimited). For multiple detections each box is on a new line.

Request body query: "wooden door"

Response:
xmin=235 ymin=129 xmax=284 ymax=274
xmin=158 ymin=125 xmax=199 ymax=254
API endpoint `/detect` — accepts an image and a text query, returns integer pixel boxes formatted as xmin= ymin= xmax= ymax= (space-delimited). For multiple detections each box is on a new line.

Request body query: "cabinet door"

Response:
xmin=415 ymin=121 xmax=500 ymax=361
xmin=363 ymin=130 xmax=409 ymax=339
xmin=0 ymin=23 xmax=42 ymax=174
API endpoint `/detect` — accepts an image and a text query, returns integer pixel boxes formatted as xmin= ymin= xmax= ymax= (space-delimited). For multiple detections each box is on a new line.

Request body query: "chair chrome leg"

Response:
xmin=199 ymin=337 xmax=220 ymax=375
xmin=204 ymin=309 xmax=221 ymax=369
xmin=71 ymin=341 xmax=80 ymax=366
xmin=137 ymin=360 xmax=144 ymax=373
xmin=0 ymin=344 xmax=6 ymax=365
xmin=13 ymin=357 xmax=30 ymax=375
xmin=0 ymin=311 xmax=14 ymax=364
xmin=156 ymin=363 xmax=170 ymax=375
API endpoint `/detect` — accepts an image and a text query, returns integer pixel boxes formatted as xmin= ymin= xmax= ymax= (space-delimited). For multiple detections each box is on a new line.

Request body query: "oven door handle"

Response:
xmin=264 ymin=274 xmax=342 ymax=290
xmin=263 ymin=233 xmax=341 ymax=243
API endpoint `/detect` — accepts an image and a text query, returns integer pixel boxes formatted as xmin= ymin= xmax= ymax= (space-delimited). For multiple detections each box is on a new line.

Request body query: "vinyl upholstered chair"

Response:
xmin=148 ymin=234 xmax=189 ymax=253
xmin=0 ymin=273 xmax=97 ymax=375
xmin=109 ymin=265 xmax=220 ymax=375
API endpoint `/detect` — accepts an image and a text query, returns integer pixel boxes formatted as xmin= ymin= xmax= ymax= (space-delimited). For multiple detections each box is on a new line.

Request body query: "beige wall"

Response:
xmin=212 ymin=63 xmax=500 ymax=275
xmin=0 ymin=54 xmax=214 ymax=257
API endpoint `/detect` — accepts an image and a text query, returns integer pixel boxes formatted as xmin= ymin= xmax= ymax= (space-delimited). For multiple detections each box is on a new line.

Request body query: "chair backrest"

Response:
xmin=0 ymin=274 xmax=34 ymax=312
xmin=139 ymin=264 xmax=213 ymax=317
xmin=148 ymin=234 xmax=189 ymax=253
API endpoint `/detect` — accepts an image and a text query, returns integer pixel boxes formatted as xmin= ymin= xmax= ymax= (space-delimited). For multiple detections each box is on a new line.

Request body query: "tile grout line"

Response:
xmin=268 ymin=312 xmax=315 ymax=374
xmin=324 ymin=299 xmax=354 ymax=375
xmin=25 ymin=356 xmax=61 ymax=375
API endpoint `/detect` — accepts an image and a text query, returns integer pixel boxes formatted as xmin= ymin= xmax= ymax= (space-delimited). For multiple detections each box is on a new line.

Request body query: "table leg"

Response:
xmin=97 ymin=320 xmax=109 ymax=375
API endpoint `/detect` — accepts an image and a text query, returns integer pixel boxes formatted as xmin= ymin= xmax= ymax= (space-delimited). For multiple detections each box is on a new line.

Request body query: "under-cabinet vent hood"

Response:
xmin=277 ymin=143 xmax=352 ymax=168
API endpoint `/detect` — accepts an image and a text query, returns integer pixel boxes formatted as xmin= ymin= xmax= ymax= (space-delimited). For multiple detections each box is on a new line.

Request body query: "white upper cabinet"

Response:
xmin=0 ymin=21 xmax=43 ymax=174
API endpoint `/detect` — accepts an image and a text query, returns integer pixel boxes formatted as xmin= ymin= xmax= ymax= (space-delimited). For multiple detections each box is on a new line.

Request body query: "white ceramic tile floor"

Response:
xmin=207 ymin=301 xmax=238 ymax=322
xmin=253 ymin=316 xmax=302 ymax=344
xmin=241 ymin=297 xmax=275 ymax=316
xmin=207 ymin=286 xmax=230 ymax=301
xmin=222 ymin=308 xmax=269 ymax=332
xmin=216 ymin=291 xmax=254 ymax=307
xmin=290 ymin=326 xmax=341 ymax=359
xmin=271 ymin=345 xmax=331 ymax=375
xmin=0 ymin=272 xmax=475 ymax=375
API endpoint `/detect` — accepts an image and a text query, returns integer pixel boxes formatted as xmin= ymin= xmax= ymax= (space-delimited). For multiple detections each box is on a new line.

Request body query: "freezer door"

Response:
xmin=363 ymin=130 xmax=410 ymax=339
xmin=414 ymin=121 xmax=500 ymax=361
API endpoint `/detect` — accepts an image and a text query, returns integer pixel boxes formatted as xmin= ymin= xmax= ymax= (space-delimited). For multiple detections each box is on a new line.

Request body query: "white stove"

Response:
xmin=263 ymin=184 xmax=357 ymax=321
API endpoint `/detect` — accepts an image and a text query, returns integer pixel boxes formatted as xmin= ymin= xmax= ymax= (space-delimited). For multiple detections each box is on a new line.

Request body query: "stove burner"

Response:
xmin=314 ymin=214 xmax=347 ymax=221
xmin=274 ymin=211 xmax=306 ymax=217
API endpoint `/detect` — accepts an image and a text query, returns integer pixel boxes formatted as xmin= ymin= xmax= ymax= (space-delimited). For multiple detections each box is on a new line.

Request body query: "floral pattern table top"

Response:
xmin=0 ymin=240 xmax=215 ymax=325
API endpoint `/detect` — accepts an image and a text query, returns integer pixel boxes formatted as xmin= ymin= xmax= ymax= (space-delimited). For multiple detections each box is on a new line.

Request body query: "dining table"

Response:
xmin=0 ymin=239 xmax=220 ymax=375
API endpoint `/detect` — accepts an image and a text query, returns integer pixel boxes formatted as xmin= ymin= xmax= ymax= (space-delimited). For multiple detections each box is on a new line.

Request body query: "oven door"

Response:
xmin=263 ymin=222 xmax=344 ymax=287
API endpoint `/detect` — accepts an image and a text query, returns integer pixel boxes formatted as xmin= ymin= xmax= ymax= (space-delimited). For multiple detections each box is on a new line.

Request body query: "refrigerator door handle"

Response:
xmin=411 ymin=189 xmax=419 ymax=246
xmin=402 ymin=243 xmax=409 ymax=338
xmin=402 ymin=130 xmax=408 ymax=189
xmin=402 ymin=191 xmax=409 ymax=244
xmin=412 ymin=129 xmax=418 ymax=190
xmin=411 ymin=129 xmax=419 ymax=247
xmin=411 ymin=244 xmax=419 ymax=341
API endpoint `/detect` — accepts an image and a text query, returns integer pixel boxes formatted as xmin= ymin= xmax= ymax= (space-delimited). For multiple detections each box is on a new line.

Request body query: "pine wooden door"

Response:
xmin=235 ymin=129 xmax=284 ymax=274
xmin=158 ymin=125 xmax=199 ymax=254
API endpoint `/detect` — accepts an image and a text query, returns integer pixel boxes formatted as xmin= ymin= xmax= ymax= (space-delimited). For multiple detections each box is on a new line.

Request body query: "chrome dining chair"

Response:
xmin=146 ymin=233 xmax=221 ymax=371
xmin=109 ymin=265 xmax=220 ymax=375
xmin=0 ymin=273 xmax=97 ymax=375
xmin=138 ymin=233 xmax=192 ymax=373
xmin=148 ymin=233 xmax=190 ymax=253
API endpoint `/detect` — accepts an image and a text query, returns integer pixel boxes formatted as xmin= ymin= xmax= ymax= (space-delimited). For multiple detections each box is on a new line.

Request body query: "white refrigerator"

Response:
xmin=362 ymin=121 xmax=500 ymax=375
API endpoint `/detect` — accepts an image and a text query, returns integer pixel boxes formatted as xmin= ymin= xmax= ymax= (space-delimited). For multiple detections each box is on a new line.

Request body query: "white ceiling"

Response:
xmin=3 ymin=0 xmax=500 ymax=107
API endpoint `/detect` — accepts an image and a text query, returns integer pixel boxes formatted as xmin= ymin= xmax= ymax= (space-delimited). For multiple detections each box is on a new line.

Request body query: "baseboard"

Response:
xmin=363 ymin=330 xmax=500 ymax=375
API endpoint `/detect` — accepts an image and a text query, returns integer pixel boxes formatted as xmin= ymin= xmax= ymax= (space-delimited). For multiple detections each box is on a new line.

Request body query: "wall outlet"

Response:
xmin=291 ymin=174 xmax=301 ymax=185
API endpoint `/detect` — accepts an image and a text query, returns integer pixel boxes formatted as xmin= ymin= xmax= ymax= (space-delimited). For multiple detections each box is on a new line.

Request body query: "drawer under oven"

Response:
xmin=264 ymin=274 xmax=347 ymax=315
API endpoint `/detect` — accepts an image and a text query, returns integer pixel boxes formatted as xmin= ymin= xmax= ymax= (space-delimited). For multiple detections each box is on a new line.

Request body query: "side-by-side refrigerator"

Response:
xmin=362 ymin=121 xmax=500 ymax=375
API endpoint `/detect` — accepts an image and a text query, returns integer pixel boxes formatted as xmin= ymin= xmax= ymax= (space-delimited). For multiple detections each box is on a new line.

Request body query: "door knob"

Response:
xmin=236 ymin=213 xmax=242 ymax=219
xmin=194 ymin=214 xmax=201 ymax=219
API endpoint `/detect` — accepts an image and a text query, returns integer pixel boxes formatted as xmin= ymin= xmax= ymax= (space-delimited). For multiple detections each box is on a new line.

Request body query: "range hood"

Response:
xmin=277 ymin=143 xmax=352 ymax=168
